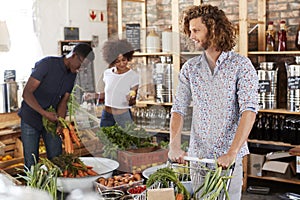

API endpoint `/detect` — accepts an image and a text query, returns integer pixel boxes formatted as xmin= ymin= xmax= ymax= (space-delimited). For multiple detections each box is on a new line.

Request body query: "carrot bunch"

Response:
xmin=62 ymin=161 xmax=98 ymax=178
xmin=57 ymin=118 xmax=81 ymax=154
xmin=51 ymin=154 xmax=98 ymax=178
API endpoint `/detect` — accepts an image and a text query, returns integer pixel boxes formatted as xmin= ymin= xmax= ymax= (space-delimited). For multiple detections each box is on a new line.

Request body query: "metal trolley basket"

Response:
xmin=136 ymin=156 xmax=234 ymax=200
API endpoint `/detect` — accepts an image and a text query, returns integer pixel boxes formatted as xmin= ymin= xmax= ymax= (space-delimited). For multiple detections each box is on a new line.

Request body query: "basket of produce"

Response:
xmin=94 ymin=173 xmax=143 ymax=193
xmin=141 ymin=157 xmax=234 ymax=200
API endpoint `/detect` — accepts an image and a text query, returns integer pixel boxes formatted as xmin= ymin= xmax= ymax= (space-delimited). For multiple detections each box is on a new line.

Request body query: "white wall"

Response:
xmin=35 ymin=0 xmax=108 ymax=91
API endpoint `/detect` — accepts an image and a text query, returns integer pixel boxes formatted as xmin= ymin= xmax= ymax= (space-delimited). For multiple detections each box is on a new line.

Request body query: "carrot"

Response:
xmin=72 ymin=162 xmax=83 ymax=168
xmin=68 ymin=173 xmax=74 ymax=178
xmin=77 ymin=169 xmax=84 ymax=177
xmin=68 ymin=123 xmax=81 ymax=147
xmin=86 ymin=169 xmax=98 ymax=176
xmin=83 ymin=171 xmax=88 ymax=176
xmin=85 ymin=165 xmax=93 ymax=169
xmin=175 ymin=193 xmax=184 ymax=200
xmin=62 ymin=127 xmax=73 ymax=154
xmin=63 ymin=169 xmax=68 ymax=177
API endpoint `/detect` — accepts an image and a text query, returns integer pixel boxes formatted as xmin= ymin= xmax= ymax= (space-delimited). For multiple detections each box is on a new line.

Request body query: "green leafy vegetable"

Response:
xmin=96 ymin=123 xmax=154 ymax=159
xmin=42 ymin=106 xmax=57 ymax=135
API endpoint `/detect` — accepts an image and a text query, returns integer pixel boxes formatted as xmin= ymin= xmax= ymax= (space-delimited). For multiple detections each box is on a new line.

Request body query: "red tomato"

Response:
xmin=128 ymin=185 xmax=146 ymax=194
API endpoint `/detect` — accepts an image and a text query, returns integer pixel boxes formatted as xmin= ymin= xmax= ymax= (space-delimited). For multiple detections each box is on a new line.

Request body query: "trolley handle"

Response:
xmin=183 ymin=156 xmax=235 ymax=169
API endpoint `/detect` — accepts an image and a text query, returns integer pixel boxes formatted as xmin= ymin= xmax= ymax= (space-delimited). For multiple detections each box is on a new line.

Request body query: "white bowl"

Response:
xmin=57 ymin=157 xmax=119 ymax=193
xmin=142 ymin=164 xmax=167 ymax=179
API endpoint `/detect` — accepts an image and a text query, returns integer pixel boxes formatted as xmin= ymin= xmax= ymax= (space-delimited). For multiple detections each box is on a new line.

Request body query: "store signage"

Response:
xmin=126 ymin=23 xmax=141 ymax=52
xmin=89 ymin=10 xmax=106 ymax=22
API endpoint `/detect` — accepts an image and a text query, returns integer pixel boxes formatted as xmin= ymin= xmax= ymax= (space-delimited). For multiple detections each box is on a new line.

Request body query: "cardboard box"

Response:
xmin=262 ymin=151 xmax=296 ymax=179
xmin=248 ymin=153 xmax=265 ymax=176
xmin=117 ymin=146 xmax=168 ymax=173
xmin=297 ymin=156 xmax=300 ymax=173
xmin=262 ymin=161 xmax=294 ymax=179
xmin=289 ymin=147 xmax=300 ymax=173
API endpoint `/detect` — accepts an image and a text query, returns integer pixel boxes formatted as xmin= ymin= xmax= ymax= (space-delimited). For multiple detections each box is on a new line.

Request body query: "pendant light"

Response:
xmin=0 ymin=21 xmax=11 ymax=52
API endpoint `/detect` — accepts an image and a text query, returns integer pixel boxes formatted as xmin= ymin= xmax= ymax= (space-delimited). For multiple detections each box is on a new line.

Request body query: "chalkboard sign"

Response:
xmin=64 ymin=27 xmax=79 ymax=40
xmin=126 ymin=24 xmax=141 ymax=52
xmin=4 ymin=70 xmax=16 ymax=82
xmin=58 ymin=40 xmax=95 ymax=101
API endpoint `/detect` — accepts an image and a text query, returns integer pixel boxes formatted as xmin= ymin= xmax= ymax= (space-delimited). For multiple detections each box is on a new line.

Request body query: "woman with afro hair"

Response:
xmin=84 ymin=39 xmax=139 ymax=128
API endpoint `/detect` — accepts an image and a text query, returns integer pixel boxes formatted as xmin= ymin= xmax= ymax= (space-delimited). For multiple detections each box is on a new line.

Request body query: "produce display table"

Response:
xmin=0 ymin=112 xmax=103 ymax=175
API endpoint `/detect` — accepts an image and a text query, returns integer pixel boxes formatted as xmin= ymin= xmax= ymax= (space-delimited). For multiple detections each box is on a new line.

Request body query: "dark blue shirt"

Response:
xmin=18 ymin=56 xmax=76 ymax=131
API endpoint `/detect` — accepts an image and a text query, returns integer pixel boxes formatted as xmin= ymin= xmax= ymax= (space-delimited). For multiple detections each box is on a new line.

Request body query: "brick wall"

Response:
xmin=107 ymin=0 xmax=300 ymax=108
xmin=108 ymin=0 xmax=300 ymax=50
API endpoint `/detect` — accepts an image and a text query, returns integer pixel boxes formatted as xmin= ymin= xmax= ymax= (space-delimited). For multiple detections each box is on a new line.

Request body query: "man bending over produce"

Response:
xmin=18 ymin=43 xmax=95 ymax=169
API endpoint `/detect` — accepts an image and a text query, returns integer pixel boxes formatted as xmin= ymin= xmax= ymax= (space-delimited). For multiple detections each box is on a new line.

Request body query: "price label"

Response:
xmin=288 ymin=76 xmax=300 ymax=90
xmin=258 ymin=80 xmax=271 ymax=93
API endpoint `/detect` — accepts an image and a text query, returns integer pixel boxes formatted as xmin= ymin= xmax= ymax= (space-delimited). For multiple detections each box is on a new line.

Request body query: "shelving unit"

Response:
xmin=239 ymin=0 xmax=300 ymax=191
xmin=119 ymin=0 xmax=300 ymax=191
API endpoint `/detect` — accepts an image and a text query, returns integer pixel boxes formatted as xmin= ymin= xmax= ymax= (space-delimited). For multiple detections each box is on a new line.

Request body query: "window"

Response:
xmin=0 ymin=0 xmax=42 ymax=82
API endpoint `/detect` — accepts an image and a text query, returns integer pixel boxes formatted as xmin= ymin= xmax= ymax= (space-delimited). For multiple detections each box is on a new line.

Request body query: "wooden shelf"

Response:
xmin=136 ymin=100 xmax=172 ymax=106
xmin=180 ymin=51 xmax=203 ymax=55
xmin=248 ymin=139 xmax=299 ymax=148
xmin=248 ymin=174 xmax=300 ymax=185
xmin=145 ymin=128 xmax=190 ymax=136
xmin=258 ymin=109 xmax=300 ymax=115
xmin=133 ymin=52 xmax=173 ymax=57
xmin=123 ymin=0 xmax=145 ymax=2
xmin=248 ymin=51 xmax=300 ymax=55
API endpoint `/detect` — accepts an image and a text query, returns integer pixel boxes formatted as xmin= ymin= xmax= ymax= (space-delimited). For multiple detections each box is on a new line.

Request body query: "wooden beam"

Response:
xmin=258 ymin=0 xmax=266 ymax=51
xmin=239 ymin=0 xmax=248 ymax=56
xmin=172 ymin=0 xmax=180 ymax=94
xmin=117 ymin=0 xmax=123 ymax=39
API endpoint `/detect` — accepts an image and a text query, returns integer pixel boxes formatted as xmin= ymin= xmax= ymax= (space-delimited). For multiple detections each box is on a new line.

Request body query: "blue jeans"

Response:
xmin=100 ymin=109 xmax=133 ymax=128
xmin=21 ymin=120 xmax=62 ymax=169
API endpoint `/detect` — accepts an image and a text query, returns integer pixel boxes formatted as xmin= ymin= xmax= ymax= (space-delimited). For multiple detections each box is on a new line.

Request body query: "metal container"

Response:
xmin=153 ymin=58 xmax=173 ymax=103
xmin=0 ymin=81 xmax=19 ymax=113
xmin=257 ymin=69 xmax=277 ymax=109
xmin=286 ymin=64 xmax=300 ymax=111
xmin=259 ymin=62 xmax=277 ymax=70
xmin=99 ymin=190 xmax=124 ymax=200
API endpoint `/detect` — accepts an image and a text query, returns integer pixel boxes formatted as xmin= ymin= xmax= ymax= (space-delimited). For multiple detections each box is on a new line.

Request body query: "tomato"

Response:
xmin=128 ymin=185 xmax=146 ymax=194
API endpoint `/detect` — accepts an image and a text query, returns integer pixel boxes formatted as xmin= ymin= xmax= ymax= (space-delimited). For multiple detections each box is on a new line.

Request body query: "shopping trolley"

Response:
xmin=138 ymin=156 xmax=234 ymax=200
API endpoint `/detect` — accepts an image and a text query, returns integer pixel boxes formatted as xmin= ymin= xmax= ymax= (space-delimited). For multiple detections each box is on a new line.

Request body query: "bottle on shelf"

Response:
xmin=295 ymin=22 xmax=300 ymax=50
xmin=265 ymin=21 xmax=275 ymax=51
xmin=277 ymin=20 xmax=287 ymax=51
xmin=146 ymin=29 xmax=160 ymax=53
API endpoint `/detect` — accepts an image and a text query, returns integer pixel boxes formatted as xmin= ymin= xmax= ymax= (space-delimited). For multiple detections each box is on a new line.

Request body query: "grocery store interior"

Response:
xmin=0 ymin=0 xmax=300 ymax=199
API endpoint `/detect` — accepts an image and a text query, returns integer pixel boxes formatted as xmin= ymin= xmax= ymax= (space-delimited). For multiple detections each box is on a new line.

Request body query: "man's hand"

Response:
xmin=168 ymin=147 xmax=187 ymax=164
xmin=217 ymin=152 xmax=236 ymax=169
xmin=43 ymin=110 xmax=58 ymax=122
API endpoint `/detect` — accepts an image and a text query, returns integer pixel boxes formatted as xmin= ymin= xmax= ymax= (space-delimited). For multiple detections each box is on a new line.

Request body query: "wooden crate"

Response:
xmin=117 ymin=146 xmax=168 ymax=173
xmin=71 ymin=129 xmax=102 ymax=156
xmin=0 ymin=137 xmax=23 ymax=169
